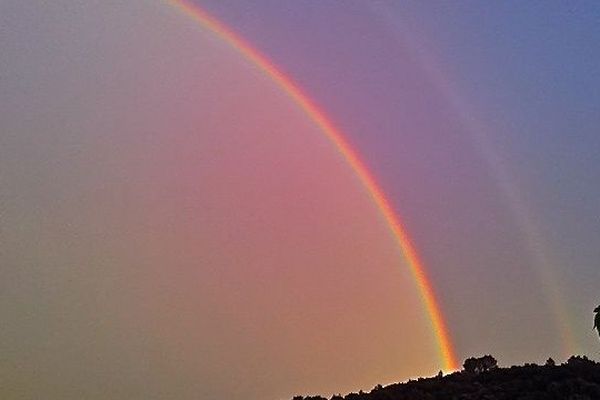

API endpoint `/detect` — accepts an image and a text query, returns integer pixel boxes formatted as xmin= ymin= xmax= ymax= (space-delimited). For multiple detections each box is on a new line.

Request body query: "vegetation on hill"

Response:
xmin=292 ymin=355 xmax=600 ymax=400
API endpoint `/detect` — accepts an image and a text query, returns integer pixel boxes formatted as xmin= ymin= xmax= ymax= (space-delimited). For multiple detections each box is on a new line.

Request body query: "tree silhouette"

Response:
xmin=594 ymin=305 xmax=600 ymax=339
xmin=463 ymin=355 xmax=498 ymax=374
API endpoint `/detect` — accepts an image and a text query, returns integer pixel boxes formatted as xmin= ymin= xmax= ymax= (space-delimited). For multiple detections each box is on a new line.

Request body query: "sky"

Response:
xmin=1 ymin=1 xmax=600 ymax=399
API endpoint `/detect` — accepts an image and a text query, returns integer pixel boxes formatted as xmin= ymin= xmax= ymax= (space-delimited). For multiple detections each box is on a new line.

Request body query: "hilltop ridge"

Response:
xmin=292 ymin=355 xmax=600 ymax=400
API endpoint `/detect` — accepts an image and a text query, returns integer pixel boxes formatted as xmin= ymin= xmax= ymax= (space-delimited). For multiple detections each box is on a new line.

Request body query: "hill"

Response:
xmin=293 ymin=356 xmax=600 ymax=400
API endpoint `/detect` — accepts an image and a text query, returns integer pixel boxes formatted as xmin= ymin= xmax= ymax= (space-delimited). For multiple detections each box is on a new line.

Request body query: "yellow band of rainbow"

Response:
xmin=167 ymin=0 xmax=458 ymax=371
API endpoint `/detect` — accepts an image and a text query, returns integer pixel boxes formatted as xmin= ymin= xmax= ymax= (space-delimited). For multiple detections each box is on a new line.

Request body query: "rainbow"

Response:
xmin=167 ymin=0 xmax=459 ymax=371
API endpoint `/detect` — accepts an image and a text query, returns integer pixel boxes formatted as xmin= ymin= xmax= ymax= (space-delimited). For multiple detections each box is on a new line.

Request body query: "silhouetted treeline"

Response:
xmin=292 ymin=355 xmax=600 ymax=400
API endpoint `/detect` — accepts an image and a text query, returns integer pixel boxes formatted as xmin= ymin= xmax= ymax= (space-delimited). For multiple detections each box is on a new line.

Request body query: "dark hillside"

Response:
xmin=293 ymin=356 xmax=600 ymax=400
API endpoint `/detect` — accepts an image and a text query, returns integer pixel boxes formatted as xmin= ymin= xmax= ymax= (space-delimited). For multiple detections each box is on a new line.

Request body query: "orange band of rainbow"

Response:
xmin=167 ymin=0 xmax=458 ymax=371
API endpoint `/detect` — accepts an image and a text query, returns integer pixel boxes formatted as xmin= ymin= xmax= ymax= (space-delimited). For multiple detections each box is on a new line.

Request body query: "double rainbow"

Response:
xmin=167 ymin=0 xmax=458 ymax=371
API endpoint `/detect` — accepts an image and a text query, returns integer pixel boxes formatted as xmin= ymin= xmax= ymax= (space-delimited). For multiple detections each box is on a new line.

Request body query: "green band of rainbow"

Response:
xmin=167 ymin=0 xmax=459 ymax=371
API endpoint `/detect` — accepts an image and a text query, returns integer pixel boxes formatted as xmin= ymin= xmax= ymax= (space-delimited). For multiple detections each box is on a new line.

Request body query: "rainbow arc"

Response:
xmin=168 ymin=0 xmax=458 ymax=371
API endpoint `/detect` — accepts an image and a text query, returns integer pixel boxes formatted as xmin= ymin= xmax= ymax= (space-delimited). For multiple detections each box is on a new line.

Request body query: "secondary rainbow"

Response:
xmin=167 ymin=0 xmax=459 ymax=371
